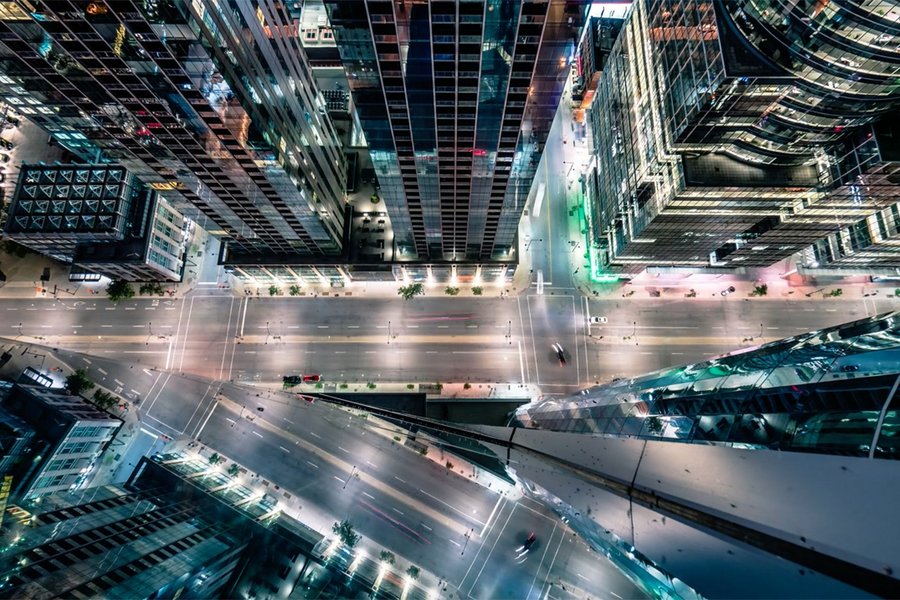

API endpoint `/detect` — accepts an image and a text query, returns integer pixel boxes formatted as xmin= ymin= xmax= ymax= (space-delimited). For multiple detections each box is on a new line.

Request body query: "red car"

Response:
xmin=302 ymin=374 xmax=321 ymax=383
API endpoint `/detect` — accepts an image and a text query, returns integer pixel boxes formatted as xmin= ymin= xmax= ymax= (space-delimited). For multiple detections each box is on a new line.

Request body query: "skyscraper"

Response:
xmin=0 ymin=0 xmax=346 ymax=263
xmin=324 ymin=0 xmax=586 ymax=267
xmin=584 ymin=0 xmax=900 ymax=274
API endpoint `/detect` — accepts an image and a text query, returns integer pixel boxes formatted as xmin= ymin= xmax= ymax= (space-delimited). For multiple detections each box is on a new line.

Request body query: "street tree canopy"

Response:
xmin=65 ymin=368 xmax=96 ymax=396
xmin=398 ymin=282 xmax=424 ymax=301
xmin=107 ymin=279 xmax=135 ymax=302
xmin=332 ymin=519 xmax=360 ymax=548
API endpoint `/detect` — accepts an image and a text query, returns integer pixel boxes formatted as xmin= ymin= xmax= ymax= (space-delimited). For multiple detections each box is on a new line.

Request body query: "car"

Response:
xmin=523 ymin=532 xmax=536 ymax=551
xmin=552 ymin=343 xmax=566 ymax=366
xmin=302 ymin=374 xmax=321 ymax=383
xmin=0 ymin=137 xmax=13 ymax=150
xmin=720 ymin=286 xmax=736 ymax=296
xmin=589 ymin=316 xmax=608 ymax=324
xmin=283 ymin=375 xmax=302 ymax=385
xmin=0 ymin=153 xmax=10 ymax=163
xmin=840 ymin=364 xmax=859 ymax=373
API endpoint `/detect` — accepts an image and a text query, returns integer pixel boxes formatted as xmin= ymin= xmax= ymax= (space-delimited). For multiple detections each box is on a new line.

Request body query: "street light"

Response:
xmin=265 ymin=321 xmax=271 ymax=345
xmin=387 ymin=320 xmax=392 ymax=345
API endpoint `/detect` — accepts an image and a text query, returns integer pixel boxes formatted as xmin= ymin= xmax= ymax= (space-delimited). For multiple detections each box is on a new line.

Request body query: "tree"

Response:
xmin=444 ymin=286 xmax=460 ymax=296
xmin=92 ymin=389 xmax=117 ymax=410
xmin=209 ymin=453 xmax=222 ymax=465
xmin=379 ymin=550 xmax=395 ymax=565
xmin=289 ymin=284 xmax=301 ymax=296
xmin=268 ymin=285 xmax=279 ymax=296
xmin=228 ymin=463 xmax=240 ymax=476
xmin=332 ymin=519 xmax=360 ymax=548
xmin=106 ymin=279 xmax=134 ymax=302
xmin=65 ymin=368 xmax=95 ymax=396
xmin=406 ymin=565 xmax=420 ymax=580
xmin=139 ymin=282 xmax=165 ymax=296
xmin=472 ymin=286 xmax=483 ymax=296
xmin=645 ymin=416 xmax=664 ymax=435
xmin=750 ymin=284 xmax=768 ymax=297
xmin=398 ymin=282 xmax=424 ymax=301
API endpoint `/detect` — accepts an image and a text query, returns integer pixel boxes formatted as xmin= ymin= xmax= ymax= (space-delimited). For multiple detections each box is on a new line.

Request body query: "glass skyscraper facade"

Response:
xmin=514 ymin=311 xmax=900 ymax=458
xmin=0 ymin=0 xmax=346 ymax=261
xmin=325 ymin=0 xmax=585 ymax=261
xmin=584 ymin=0 xmax=900 ymax=273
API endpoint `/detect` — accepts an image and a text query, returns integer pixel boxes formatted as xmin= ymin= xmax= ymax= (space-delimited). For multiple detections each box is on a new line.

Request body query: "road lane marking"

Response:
xmin=334 ymin=351 xmax=347 ymax=354
xmin=288 ymin=325 xmax=299 ymax=329
xmin=306 ymin=461 xmax=319 ymax=469
xmin=418 ymin=489 xmax=485 ymax=526
xmin=97 ymin=368 xmax=108 ymax=375
xmin=466 ymin=324 xmax=478 ymax=328
xmin=317 ymin=325 xmax=329 ymax=329
xmin=195 ymin=401 xmax=218 ymax=439
xmin=114 ymin=378 xmax=124 ymax=386
xmin=309 ymin=431 xmax=322 ymax=439
xmin=105 ymin=307 xmax=116 ymax=311
xmin=347 ymin=325 xmax=360 ymax=329
xmin=449 ymin=539 xmax=461 ymax=547
xmin=392 ymin=508 xmax=404 ymax=515
xmin=466 ymin=504 xmax=516 ymax=594
xmin=363 ymin=492 xmax=374 ymax=499
xmin=124 ymin=307 xmax=136 ymax=310
xmin=101 ymin=324 xmax=112 ymax=328
xmin=142 ymin=369 xmax=153 ymax=376
xmin=480 ymin=496 xmax=505 ymax=538
xmin=225 ymin=417 xmax=236 ymax=425
xmin=333 ymin=475 xmax=343 ymax=482
xmin=279 ymin=446 xmax=290 ymax=453
xmin=252 ymin=431 xmax=263 ymax=438
xmin=132 ymin=325 xmax=144 ymax=328
xmin=527 ymin=524 xmax=558 ymax=600
xmin=576 ymin=573 xmax=589 ymax=581
xmin=437 ymin=325 xmax=449 ymax=328
xmin=421 ymin=523 xmax=432 ymax=531
xmin=407 ymin=325 xmax=419 ymax=328
xmin=338 ymin=446 xmax=349 ymax=452
xmin=5 ymin=308 xmax=16 ymax=310
xmin=394 ymin=475 xmax=406 ymax=483
xmin=366 ymin=460 xmax=378 ymax=468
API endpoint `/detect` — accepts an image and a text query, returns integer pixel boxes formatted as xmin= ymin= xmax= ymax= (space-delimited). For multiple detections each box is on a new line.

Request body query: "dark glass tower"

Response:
xmin=0 ymin=0 xmax=346 ymax=261
xmin=324 ymin=0 xmax=586 ymax=261
xmin=584 ymin=0 xmax=900 ymax=273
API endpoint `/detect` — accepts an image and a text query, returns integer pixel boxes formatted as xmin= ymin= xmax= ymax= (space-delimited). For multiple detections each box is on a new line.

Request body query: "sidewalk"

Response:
xmin=4 ymin=228 xmax=900 ymax=304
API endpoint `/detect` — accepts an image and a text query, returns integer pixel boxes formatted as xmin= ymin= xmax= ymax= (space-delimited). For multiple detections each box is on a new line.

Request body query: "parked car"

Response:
xmin=720 ymin=286 xmax=736 ymax=296
xmin=302 ymin=374 xmax=322 ymax=383
xmin=589 ymin=316 xmax=608 ymax=324
xmin=840 ymin=364 xmax=859 ymax=373
xmin=0 ymin=137 xmax=14 ymax=150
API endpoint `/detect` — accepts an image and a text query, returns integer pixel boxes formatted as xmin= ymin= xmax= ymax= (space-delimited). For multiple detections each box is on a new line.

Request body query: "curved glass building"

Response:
xmin=514 ymin=311 xmax=900 ymax=458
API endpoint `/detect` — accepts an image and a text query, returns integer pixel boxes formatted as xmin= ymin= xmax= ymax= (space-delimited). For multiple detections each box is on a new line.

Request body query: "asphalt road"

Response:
xmin=39 ymin=347 xmax=642 ymax=600
xmin=3 ymin=294 xmax=896 ymax=395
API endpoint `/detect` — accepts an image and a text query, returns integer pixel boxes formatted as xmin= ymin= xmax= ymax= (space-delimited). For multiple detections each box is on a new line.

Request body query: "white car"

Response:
xmin=589 ymin=316 xmax=608 ymax=324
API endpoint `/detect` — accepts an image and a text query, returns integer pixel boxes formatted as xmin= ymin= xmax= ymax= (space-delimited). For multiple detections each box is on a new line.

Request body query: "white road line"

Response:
xmin=338 ymin=446 xmax=349 ymax=452
xmin=195 ymin=401 xmax=218 ymax=439
xmin=288 ymin=325 xmax=300 ymax=329
xmin=364 ymin=351 xmax=376 ymax=354
xmin=363 ymin=492 xmax=375 ymax=499
xmin=334 ymin=351 xmax=347 ymax=354
xmin=101 ymin=325 xmax=112 ymax=328
xmin=418 ymin=489 xmax=485 ymax=526
xmin=333 ymin=475 xmax=343 ymax=482
xmin=421 ymin=523 xmax=432 ymax=531
xmin=366 ymin=460 xmax=378 ymax=468
xmin=449 ymin=539 xmax=461 ymax=548
xmin=317 ymin=325 xmax=329 ymax=329
xmin=114 ymin=378 xmax=124 ymax=386
xmin=306 ymin=461 xmax=319 ymax=469
xmin=5 ymin=308 xmax=16 ymax=310
xmin=467 ymin=503 xmax=516 ymax=595
xmin=767 ymin=326 xmax=780 ymax=330
xmin=672 ymin=352 xmax=684 ymax=355
xmin=225 ymin=417 xmax=236 ymax=425
xmin=437 ymin=325 xmax=449 ymax=328
xmin=394 ymin=475 xmax=406 ymax=483
xmin=97 ymin=368 xmax=108 ymax=375
xmin=279 ymin=446 xmax=290 ymax=453
xmin=527 ymin=524 xmax=558 ymax=600
xmin=407 ymin=325 xmax=419 ymax=328
xmin=124 ymin=307 xmax=136 ymax=310
xmin=132 ymin=325 xmax=144 ymax=328
xmin=142 ymin=369 xmax=153 ymax=376
xmin=576 ymin=573 xmax=589 ymax=582
xmin=347 ymin=325 xmax=360 ymax=329
xmin=480 ymin=496 xmax=505 ymax=538
xmin=309 ymin=431 xmax=322 ymax=439
xmin=466 ymin=324 xmax=478 ymax=328
xmin=392 ymin=508 xmax=404 ymax=515
xmin=252 ymin=431 xmax=263 ymax=438
xmin=105 ymin=307 xmax=116 ymax=311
